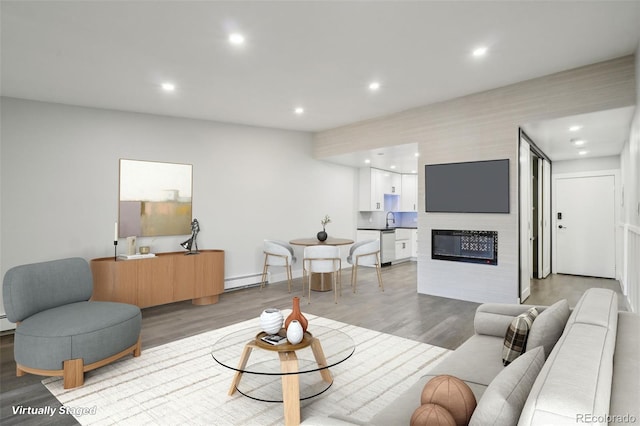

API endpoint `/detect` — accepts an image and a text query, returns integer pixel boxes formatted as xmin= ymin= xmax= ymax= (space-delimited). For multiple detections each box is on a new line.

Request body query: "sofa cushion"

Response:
xmin=368 ymin=374 xmax=488 ymax=426
xmin=610 ymin=312 xmax=640 ymax=425
xmin=469 ymin=347 xmax=544 ymax=426
xmin=519 ymin=289 xmax=618 ymax=426
xmin=14 ymin=301 xmax=141 ymax=370
xmin=566 ymin=287 xmax=618 ymax=328
xmin=474 ymin=304 xmax=545 ymax=337
xmin=429 ymin=334 xmax=506 ymax=393
xmin=502 ymin=307 xmax=538 ymax=365
xmin=526 ymin=299 xmax=569 ymax=358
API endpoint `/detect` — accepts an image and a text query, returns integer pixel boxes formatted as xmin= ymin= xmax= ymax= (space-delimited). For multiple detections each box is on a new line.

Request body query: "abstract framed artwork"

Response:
xmin=119 ymin=159 xmax=192 ymax=237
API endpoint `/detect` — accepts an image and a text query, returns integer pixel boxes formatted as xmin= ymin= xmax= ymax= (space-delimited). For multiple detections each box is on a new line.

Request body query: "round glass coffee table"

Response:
xmin=211 ymin=325 xmax=355 ymax=425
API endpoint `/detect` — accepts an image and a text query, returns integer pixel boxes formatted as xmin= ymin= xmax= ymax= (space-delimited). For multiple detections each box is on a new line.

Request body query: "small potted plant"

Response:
xmin=317 ymin=214 xmax=331 ymax=242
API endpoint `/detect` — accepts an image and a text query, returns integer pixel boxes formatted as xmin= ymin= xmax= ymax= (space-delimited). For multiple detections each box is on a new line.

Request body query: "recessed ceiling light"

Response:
xmin=472 ymin=46 xmax=488 ymax=57
xmin=572 ymin=139 xmax=586 ymax=146
xmin=414 ymin=152 xmax=420 ymax=157
xmin=368 ymin=81 xmax=381 ymax=91
xmin=364 ymin=159 xmax=371 ymax=164
xmin=390 ymin=165 xmax=396 ymax=169
xmin=294 ymin=107 xmax=304 ymax=115
xmin=411 ymin=170 xmax=417 ymax=174
xmin=228 ymin=33 xmax=245 ymax=45
xmin=569 ymin=125 xmax=582 ymax=132
xmin=161 ymin=82 xmax=176 ymax=92
xmin=579 ymin=150 xmax=589 ymax=155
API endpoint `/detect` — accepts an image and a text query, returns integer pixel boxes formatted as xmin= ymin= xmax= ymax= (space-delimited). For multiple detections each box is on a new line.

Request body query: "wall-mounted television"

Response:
xmin=425 ymin=159 xmax=509 ymax=213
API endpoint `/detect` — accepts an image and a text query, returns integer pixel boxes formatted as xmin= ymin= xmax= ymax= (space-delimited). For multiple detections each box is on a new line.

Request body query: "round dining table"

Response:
xmin=289 ymin=237 xmax=354 ymax=247
xmin=289 ymin=237 xmax=354 ymax=292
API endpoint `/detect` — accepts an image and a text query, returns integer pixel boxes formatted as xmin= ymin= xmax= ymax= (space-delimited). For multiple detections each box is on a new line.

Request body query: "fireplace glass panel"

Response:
xmin=432 ymin=230 xmax=498 ymax=265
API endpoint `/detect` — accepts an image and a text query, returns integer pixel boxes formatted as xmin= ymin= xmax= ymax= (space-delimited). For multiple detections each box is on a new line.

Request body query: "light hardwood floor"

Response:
xmin=0 ymin=261 xmax=625 ymax=425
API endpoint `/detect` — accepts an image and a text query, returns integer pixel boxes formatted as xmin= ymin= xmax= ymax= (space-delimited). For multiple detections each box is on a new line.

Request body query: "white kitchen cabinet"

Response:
xmin=389 ymin=172 xmax=401 ymax=195
xmin=359 ymin=168 xmax=401 ymax=211
xmin=400 ymin=174 xmax=418 ymax=212
xmin=395 ymin=229 xmax=412 ymax=262
xmin=395 ymin=240 xmax=411 ymax=261
xmin=359 ymin=168 xmax=384 ymax=211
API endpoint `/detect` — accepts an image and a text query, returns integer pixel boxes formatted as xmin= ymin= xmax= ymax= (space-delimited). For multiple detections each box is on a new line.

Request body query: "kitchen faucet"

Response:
xmin=386 ymin=211 xmax=395 ymax=229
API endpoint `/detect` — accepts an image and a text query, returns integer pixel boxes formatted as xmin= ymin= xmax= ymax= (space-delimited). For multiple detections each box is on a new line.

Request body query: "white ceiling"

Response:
xmin=325 ymin=143 xmax=421 ymax=174
xmin=522 ymin=107 xmax=636 ymax=162
xmin=1 ymin=1 xmax=639 ymax=168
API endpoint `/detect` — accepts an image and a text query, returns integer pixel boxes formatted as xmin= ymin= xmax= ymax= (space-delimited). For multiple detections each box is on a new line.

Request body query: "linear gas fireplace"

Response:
xmin=432 ymin=230 xmax=498 ymax=265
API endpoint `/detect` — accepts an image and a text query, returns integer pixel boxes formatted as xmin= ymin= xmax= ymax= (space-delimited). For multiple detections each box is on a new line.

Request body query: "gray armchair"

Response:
xmin=3 ymin=257 xmax=141 ymax=388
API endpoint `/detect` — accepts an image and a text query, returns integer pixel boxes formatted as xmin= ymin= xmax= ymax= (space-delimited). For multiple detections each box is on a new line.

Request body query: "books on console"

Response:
xmin=118 ymin=253 xmax=156 ymax=260
xmin=260 ymin=334 xmax=288 ymax=345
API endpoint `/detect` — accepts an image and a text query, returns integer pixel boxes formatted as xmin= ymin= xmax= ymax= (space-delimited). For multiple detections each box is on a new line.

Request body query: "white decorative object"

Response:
xmin=126 ymin=236 xmax=137 ymax=255
xmin=286 ymin=320 xmax=304 ymax=345
xmin=259 ymin=309 xmax=283 ymax=335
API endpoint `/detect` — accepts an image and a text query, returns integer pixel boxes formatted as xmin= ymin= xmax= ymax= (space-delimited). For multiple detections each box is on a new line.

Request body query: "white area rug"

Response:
xmin=44 ymin=313 xmax=449 ymax=425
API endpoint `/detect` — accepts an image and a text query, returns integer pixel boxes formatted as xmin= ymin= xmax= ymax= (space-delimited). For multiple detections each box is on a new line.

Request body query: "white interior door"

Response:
xmin=554 ymin=174 xmax=616 ymax=278
xmin=519 ymin=138 xmax=531 ymax=301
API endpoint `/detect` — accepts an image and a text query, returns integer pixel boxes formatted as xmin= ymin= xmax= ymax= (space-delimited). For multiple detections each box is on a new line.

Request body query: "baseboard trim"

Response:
xmin=1 ymin=315 xmax=16 ymax=332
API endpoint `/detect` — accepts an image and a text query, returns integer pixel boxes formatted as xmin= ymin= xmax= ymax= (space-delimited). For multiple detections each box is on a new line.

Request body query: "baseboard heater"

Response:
xmin=432 ymin=229 xmax=498 ymax=265
xmin=224 ymin=272 xmax=265 ymax=291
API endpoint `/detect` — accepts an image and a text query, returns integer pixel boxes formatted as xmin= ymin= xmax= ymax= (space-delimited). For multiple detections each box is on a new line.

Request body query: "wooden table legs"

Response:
xmin=310 ymin=338 xmax=332 ymax=383
xmin=227 ymin=337 xmax=333 ymax=426
xmin=279 ymin=352 xmax=301 ymax=426
xmin=228 ymin=343 xmax=255 ymax=396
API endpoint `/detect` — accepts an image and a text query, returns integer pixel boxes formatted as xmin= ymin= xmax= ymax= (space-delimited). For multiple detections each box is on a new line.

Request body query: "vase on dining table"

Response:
xmin=317 ymin=230 xmax=328 ymax=242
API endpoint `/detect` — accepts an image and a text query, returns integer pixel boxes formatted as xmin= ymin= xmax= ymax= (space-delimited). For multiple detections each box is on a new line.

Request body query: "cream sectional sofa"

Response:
xmin=303 ymin=288 xmax=639 ymax=426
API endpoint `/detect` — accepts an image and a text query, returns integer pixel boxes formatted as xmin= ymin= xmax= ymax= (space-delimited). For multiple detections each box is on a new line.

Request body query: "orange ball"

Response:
xmin=420 ymin=375 xmax=477 ymax=426
xmin=410 ymin=403 xmax=456 ymax=426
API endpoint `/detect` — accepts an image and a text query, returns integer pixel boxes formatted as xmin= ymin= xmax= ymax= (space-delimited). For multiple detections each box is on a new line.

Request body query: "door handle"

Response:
xmin=558 ymin=225 xmax=567 ymax=229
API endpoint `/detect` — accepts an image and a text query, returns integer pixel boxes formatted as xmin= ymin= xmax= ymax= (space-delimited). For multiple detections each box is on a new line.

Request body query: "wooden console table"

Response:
xmin=90 ymin=250 xmax=224 ymax=308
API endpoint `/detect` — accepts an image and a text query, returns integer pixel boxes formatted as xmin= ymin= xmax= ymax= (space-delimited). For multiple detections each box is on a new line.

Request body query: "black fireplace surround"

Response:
xmin=431 ymin=230 xmax=498 ymax=265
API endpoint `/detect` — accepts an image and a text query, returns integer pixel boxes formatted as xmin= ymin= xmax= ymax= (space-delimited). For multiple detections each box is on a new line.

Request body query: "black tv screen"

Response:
xmin=425 ymin=159 xmax=509 ymax=213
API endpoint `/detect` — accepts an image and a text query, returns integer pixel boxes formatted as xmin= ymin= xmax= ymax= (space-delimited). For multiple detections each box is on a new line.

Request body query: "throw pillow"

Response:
xmin=411 ymin=403 xmax=457 ymax=426
xmin=469 ymin=346 xmax=545 ymax=426
xmin=502 ymin=307 xmax=539 ymax=366
xmin=527 ymin=299 xmax=570 ymax=358
xmin=421 ymin=375 xmax=477 ymax=426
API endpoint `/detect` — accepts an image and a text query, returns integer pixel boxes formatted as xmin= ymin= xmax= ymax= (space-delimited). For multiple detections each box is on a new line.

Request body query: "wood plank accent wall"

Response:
xmin=314 ymin=56 xmax=636 ymax=303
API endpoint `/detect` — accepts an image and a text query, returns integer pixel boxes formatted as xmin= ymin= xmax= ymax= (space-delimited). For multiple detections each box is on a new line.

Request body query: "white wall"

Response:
xmin=552 ymin=156 xmax=620 ymax=174
xmin=618 ymin=45 xmax=640 ymax=312
xmin=0 ymin=98 xmax=357 ymax=323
